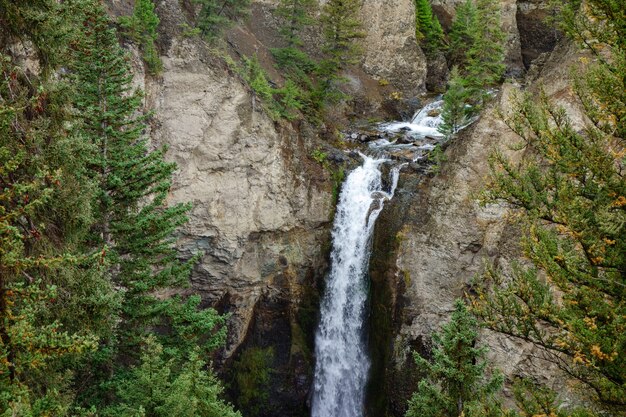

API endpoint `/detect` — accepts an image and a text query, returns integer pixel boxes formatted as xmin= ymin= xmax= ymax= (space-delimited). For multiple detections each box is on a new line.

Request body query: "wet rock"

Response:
xmin=327 ymin=150 xmax=349 ymax=163
xmin=396 ymin=135 xmax=414 ymax=144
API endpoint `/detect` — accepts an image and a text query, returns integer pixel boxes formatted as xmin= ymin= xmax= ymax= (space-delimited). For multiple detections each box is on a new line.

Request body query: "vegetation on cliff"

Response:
xmin=472 ymin=0 xmax=625 ymax=413
xmin=414 ymin=0 xmax=445 ymax=56
xmin=406 ymin=300 xmax=505 ymax=417
xmin=432 ymin=0 xmax=505 ymax=138
xmin=0 ymin=1 xmax=238 ymax=415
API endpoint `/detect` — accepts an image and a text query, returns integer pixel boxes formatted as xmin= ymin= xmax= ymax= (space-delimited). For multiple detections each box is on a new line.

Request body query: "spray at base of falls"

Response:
xmin=311 ymin=155 xmax=404 ymax=417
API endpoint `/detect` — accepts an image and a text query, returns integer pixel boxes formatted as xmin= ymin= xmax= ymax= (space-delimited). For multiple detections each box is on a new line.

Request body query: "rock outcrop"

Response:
xmin=370 ymin=38 xmax=585 ymax=415
xmin=358 ymin=0 xmax=427 ymax=97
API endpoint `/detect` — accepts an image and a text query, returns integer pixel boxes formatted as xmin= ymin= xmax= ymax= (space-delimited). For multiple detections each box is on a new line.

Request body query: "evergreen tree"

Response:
xmin=0 ymin=3 xmax=115 ymax=413
xmin=406 ymin=300 xmax=505 ymax=417
xmin=438 ymin=67 xmax=471 ymax=138
xmin=414 ymin=0 xmax=444 ymax=55
xmin=107 ymin=336 xmax=241 ymax=417
xmin=70 ymin=5 xmax=232 ymax=412
xmin=275 ymin=0 xmax=316 ymax=47
xmin=319 ymin=0 xmax=365 ymax=82
xmin=448 ymin=0 xmax=477 ymax=67
xmin=72 ymin=4 xmax=194 ymax=335
xmin=445 ymin=0 xmax=504 ymax=109
xmin=473 ymin=0 xmax=625 ymax=412
xmin=119 ymin=0 xmax=162 ymax=74
xmin=193 ymin=0 xmax=251 ymax=40
xmin=465 ymin=0 xmax=505 ymax=89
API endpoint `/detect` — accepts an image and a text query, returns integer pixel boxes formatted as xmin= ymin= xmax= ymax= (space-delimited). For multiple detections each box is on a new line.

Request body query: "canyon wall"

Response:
xmin=112 ymin=0 xmax=568 ymax=414
xmin=370 ymin=40 xmax=584 ymax=416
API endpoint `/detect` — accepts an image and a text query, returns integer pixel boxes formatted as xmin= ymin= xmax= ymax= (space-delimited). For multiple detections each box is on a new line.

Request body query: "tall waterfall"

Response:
xmin=311 ymin=155 xmax=403 ymax=417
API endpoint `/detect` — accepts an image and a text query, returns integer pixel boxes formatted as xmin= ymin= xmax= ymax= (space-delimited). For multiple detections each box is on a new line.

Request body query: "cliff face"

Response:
xmin=370 ymin=40 xmax=585 ymax=417
xmin=120 ymin=1 xmax=336 ymax=413
xmin=114 ymin=0 xmax=570 ymax=414
xmin=358 ymin=0 xmax=427 ymax=97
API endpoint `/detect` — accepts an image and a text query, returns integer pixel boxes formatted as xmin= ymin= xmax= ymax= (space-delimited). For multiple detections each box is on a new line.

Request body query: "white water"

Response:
xmin=379 ymin=99 xmax=445 ymax=138
xmin=311 ymin=155 xmax=403 ymax=417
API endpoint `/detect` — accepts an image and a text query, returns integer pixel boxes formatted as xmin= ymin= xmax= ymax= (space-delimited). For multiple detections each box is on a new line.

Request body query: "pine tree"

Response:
xmin=414 ymin=0 xmax=444 ymax=55
xmin=108 ymin=336 xmax=241 ymax=417
xmin=448 ymin=0 xmax=477 ymax=67
xmin=319 ymin=0 xmax=365 ymax=80
xmin=0 ymin=3 xmax=114 ymax=412
xmin=72 ymin=3 xmax=195 ymax=335
xmin=406 ymin=300 xmax=505 ymax=417
xmin=119 ymin=0 xmax=162 ymax=74
xmin=70 ymin=6 xmax=231 ymax=410
xmin=473 ymin=0 xmax=626 ymax=412
xmin=465 ymin=0 xmax=505 ymax=88
xmin=275 ymin=0 xmax=316 ymax=47
xmin=438 ymin=67 xmax=471 ymax=137
xmin=193 ymin=0 xmax=251 ymax=40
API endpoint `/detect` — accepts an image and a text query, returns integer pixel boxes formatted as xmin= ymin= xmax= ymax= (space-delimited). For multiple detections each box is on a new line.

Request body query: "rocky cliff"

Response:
xmin=369 ymin=38 xmax=585 ymax=417
xmin=125 ymin=1 xmax=430 ymax=414
xmin=112 ymin=0 xmax=573 ymax=414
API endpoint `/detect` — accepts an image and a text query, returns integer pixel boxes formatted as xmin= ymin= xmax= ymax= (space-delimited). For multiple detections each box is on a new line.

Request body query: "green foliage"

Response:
xmin=233 ymin=346 xmax=274 ymax=417
xmin=105 ymin=336 xmax=241 ymax=417
xmin=331 ymin=167 xmax=345 ymax=204
xmin=71 ymin=5 xmax=196 ymax=340
xmin=509 ymin=379 xmax=599 ymax=417
xmin=119 ymin=0 xmax=162 ymax=74
xmin=68 ymin=4 xmax=234 ymax=414
xmin=1 ymin=1 xmax=237 ymax=415
xmin=311 ymin=148 xmax=329 ymax=166
xmin=464 ymin=0 xmax=505 ymax=89
xmin=193 ymin=0 xmax=251 ymax=40
xmin=318 ymin=0 xmax=365 ymax=93
xmin=427 ymin=144 xmax=447 ymax=174
xmin=271 ymin=47 xmax=318 ymax=75
xmin=275 ymin=0 xmax=316 ymax=47
xmin=243 ymin=55 xmax=275 ymax=104
xmin=179 ymin=23 xmax=202 ymax=38
xmin=0 ymin=283 xmax=99 ymax=416
xmin=275 ymin=79 xmax=304 ymax=120
xmin=242 ymin=55 xmax=306 ymax=121
xmin=438 ymin=67 xmax=471 ymax=138
xmin=271 ymin=47 xmax=325 ymax=120
xmin=406 ymin=299 xmax=506 ymax=417
xmin=444 ymin=0 xmax=505 ymax=113
xmin=414 ymin=0 xmax=445 ymax=55
xmin=0 ymin=0 xmax=85 ymax=73
xmin=0 ymin=37 xmax=114 ymax=414
xmin=473 ymin=0 xmax=626 ymax=411
xmin=448 ymin=0 xmax=478 ymax=67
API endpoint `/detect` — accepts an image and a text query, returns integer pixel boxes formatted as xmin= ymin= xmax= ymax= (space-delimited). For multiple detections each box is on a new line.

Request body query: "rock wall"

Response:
xmin=371 ymin=38 xmax=585 ymax=415
xmin=358 ymin=0 xmax=427 ymax=96
xmin=123 ymin=0 xmax=338 ymax=414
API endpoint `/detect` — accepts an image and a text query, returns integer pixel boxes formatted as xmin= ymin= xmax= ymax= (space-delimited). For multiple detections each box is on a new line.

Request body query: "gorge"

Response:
xmin=1 ymin=0 xmax=622 ymax=416
xmin=96 ymin=0 xmax=575 ymax=414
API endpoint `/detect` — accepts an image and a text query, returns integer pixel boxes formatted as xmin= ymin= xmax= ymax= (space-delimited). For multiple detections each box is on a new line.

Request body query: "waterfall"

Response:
xmin=378 ymin=99 xmax=444 ymax=139
xmin=311 ymin=155 xmax=403 ymax=417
